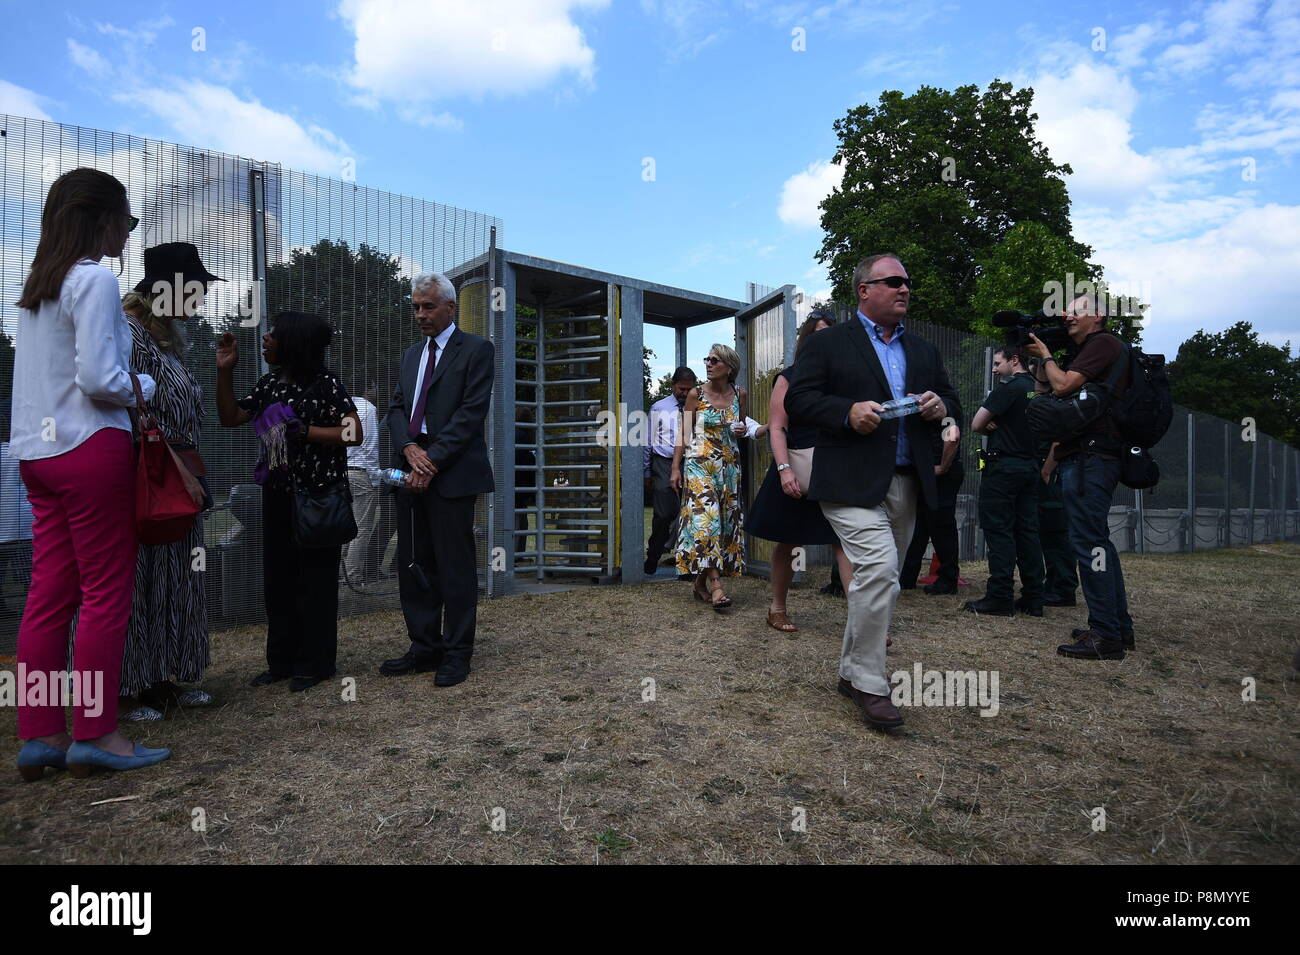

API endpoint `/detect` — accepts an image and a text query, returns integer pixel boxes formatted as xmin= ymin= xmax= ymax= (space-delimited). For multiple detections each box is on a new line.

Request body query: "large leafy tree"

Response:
xmin=1170 ymin=322 xmax=1299 ymax=447
xmin=264 ymin=239 xmax=415 ymax=402
xmin=819 ymin=81 xmax=1090 ymax=330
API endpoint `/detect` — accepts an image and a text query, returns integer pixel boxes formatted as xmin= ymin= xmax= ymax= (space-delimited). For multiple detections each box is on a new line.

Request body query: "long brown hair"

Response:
xmin=16 ymin=168 xmax=128 ymax=310
xmin=794 ymin=309 xmax=836 ymax=360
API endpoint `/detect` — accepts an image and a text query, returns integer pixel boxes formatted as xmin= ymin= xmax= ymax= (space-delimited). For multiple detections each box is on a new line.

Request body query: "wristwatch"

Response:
xmin=776 ymin=463 xmax=791 ymax=472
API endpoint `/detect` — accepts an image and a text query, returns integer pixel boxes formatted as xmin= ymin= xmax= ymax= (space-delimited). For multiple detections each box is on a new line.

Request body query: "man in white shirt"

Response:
xmin=643 ymin=367 xmax=697 ymax=575
xmin=343 ymin=382 xmax=381 ymax=584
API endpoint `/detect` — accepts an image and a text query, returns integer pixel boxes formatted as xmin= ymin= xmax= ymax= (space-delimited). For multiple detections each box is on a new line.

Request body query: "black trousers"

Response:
xmin=396 ymin=489 xmax=478 ymax=664
xmin=261 ymin=486 xmax=341 ymax=679
xmin=644 ymin=453 xmax=681 ymax=566
xmin=900 ymin=462 xmax=964 ymax=587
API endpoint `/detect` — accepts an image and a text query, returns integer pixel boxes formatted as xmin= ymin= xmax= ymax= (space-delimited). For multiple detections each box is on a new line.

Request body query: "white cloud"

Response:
xmin=67 ymin=39 xmax=112 ymax=79
xmin=1092 ymin=203 xmax=1300 ymax=356
xmin=0 ymin=79 xmax=54 ymax=121
xmin=113 ymin=80 xmax=352 ymax=176
xmin=777 ymin=159 xmax=843 ymax=229
xmin=340 ymin=0 xmax=610 ymax=110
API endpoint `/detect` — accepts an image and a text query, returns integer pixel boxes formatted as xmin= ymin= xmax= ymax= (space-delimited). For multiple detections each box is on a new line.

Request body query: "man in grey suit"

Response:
xmin=378 ymin=272 xmax=494 ymax=687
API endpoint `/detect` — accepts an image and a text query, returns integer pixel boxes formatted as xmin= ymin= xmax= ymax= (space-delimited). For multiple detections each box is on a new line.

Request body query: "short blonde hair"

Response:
xmin=709 ymin=343 xmax=741 ymax=385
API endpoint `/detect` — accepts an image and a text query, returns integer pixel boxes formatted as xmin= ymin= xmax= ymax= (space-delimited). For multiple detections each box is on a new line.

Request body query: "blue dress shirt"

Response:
xmin=858 ymin=310 xmax=911 ymax=467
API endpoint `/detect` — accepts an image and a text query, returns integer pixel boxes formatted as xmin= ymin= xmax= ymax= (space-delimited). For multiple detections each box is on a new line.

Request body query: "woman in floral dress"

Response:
xmin=672 ymin=343 xmax=747 ymax=610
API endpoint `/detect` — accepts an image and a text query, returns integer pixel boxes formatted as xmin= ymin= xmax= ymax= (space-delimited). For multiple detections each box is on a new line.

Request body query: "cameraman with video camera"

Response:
xmin=1024 ymin=292 xmax=1134 ymax=661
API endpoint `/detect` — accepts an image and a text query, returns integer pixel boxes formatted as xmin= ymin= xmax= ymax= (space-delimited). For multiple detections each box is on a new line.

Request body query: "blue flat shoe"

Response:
xmin=66 ymin=741 xmax=171 ymax=777
xmin=17 ymin=740 xmax=69 ymax=782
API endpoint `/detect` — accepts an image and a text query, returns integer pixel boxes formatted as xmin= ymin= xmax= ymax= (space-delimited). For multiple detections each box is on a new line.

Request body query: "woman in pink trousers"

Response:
xmin=11 ymin=167 xmax=170 ymax=779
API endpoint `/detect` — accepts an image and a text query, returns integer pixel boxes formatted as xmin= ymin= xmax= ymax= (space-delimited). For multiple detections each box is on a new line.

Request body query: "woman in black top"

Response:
xmin=748 ymin=311 xmax=852 ymax=632
xmin=214 ymin=312 xmax=362 ymax=691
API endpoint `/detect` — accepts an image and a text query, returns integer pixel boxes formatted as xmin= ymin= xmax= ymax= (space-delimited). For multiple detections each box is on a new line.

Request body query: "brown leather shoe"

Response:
xmin=838 ymin=678 xmax=904 ymax=729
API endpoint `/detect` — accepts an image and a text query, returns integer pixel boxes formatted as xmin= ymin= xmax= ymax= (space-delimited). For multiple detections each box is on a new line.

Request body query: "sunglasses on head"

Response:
xmin=863 ymin=275 xmax=911 ymax=289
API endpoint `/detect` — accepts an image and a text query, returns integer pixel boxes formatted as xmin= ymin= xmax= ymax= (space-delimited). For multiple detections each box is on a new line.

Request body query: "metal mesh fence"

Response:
xmin=1 ymin=115 xmax=500 ymax=650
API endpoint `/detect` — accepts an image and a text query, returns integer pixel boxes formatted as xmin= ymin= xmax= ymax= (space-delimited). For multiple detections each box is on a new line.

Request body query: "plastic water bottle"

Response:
xmin=878 ymin=396 xmax=921 ymax=420
xmin=374 ymin=467 xmax=409 ymax=488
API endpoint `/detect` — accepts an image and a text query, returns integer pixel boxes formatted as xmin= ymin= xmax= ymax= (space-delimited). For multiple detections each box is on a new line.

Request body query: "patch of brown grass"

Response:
xmin=1 ymin=544 xmax=1297 ymax=864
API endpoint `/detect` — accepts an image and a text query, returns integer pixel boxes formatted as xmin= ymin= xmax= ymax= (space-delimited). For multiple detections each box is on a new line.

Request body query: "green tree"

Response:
xmin=264 ymin=239 xmax=414 ymax=401
xmin=818 ymin=81 xmax=1090 ymax=331
xmin=969 ymin=222 xmax=1146 ymax=345
xmin=1170 ymin=322 xmax=1299 ymax=447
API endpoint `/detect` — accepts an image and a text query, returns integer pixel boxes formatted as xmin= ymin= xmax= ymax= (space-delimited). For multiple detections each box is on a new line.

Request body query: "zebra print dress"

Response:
xmin=120 ymin=317 xmax=209 ymax=695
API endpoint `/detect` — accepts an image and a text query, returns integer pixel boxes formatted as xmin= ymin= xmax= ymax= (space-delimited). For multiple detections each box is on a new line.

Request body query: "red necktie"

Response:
xmin=407 ymin=340 xmax=439 ymax=439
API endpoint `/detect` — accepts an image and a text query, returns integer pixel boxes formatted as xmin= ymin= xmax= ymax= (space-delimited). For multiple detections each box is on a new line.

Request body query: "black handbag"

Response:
xmin=1119 ymin=446 xmax=1161 ymax=490
xmin=291 ymin=477 xmax=358 ymax=549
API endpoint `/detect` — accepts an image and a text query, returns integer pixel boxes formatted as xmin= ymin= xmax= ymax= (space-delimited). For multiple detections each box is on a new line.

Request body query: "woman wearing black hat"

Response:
xmin=118 ymin=243 xmax=222 ymax=721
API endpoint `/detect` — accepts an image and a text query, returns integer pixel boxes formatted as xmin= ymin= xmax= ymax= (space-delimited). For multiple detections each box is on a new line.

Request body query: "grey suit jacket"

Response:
xmin=384 ymin=327 xmax=495 ymax=498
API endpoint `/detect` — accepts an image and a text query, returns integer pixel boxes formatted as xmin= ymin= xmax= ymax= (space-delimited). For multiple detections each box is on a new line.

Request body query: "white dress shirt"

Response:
xmin=346 ymin=396 xmax=380 ymax=471
xmin=409 ymin=322 xmax=457 ymax=437
xmin=10 ymin=259 xmax=155 ymax=461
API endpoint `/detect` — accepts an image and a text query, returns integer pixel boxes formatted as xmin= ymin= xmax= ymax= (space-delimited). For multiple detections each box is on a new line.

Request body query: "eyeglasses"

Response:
xmin=863 ymin=275 xmax=911 ymax=289
xmin=702 ymin=355 xmax=724 ymax=365
xmin=126 ymin=215 xmax=139 ymax=233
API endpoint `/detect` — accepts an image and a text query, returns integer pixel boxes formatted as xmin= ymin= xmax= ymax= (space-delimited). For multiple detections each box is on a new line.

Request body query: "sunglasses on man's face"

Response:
xmin=863 ymin=275 xmax=912 ymax=289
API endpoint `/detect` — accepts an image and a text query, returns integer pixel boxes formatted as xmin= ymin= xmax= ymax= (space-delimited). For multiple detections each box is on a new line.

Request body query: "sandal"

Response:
xmin=693 ymin=576 xmax=710 ymax=603
xmin=708 ymin=580 xmax=732 ymax=611
xmin=766 ymin=610 xmax=798 ymax=632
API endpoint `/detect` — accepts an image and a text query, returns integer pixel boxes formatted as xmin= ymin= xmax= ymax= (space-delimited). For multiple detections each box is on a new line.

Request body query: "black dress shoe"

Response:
xmin=643 ymin=558 xmax=657 ymax=575
xmin=1043 ymin=592 xmax=1077 ymax=607
xmin=820 ymin=582 xmax=845 ymax=597
xmin=923 ymin=581 xmax=958 ymax=595
xmin=379 ymin=651 xmax=442 ymax=677
xmin=289 ymin=675 xmax=329 ymax=693
xmin=434 ymin=662 xmax=469 ymax=687
xmin=1058 ymin=631 xmax=1126 ymax=660
xmin=899 ymin=581 xmax=917 ymax=590
xmin=962 ymin=597 xmax=1015 ymax=616
xmin=1014 ymin=597 xmax=1044 ymax=617
xmin=249 ymin=671 xmax=290 ymax=687
xmin=1072 ymin=626 xmax=1135 ymax=650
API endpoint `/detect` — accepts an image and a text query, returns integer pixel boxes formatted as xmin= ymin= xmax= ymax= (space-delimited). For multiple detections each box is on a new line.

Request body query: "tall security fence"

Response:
xmin=0 ymin=115 xmax=501 ymax=650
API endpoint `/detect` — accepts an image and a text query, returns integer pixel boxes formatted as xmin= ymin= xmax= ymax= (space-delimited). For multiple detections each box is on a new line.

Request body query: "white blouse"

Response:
xmin=9 ymin=259 xmax=155 ymax=461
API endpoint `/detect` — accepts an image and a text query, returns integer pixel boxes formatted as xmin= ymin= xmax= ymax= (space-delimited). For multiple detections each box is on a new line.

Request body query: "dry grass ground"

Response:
xmin=2 ymin=543 xmax=1297 ymax=865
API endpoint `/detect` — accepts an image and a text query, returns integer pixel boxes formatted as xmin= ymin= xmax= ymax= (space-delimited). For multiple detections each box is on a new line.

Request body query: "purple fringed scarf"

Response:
xmin=252 ymin=401 xmax=296 ymax=486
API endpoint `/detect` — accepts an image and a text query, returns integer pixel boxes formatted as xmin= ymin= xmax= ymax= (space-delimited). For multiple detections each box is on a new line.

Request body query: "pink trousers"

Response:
xmin=17 ymin=428 xmax=137 ymax=739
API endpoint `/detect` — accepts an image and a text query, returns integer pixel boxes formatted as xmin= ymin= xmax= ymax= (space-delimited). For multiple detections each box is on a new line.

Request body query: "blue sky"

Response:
xmin=2 ymin=0 xmax=1298 ymax=381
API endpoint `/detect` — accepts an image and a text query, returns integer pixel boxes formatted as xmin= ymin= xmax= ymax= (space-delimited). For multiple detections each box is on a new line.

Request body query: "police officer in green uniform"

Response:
xmin=964 ymin=344 xmax=1045 ymax=617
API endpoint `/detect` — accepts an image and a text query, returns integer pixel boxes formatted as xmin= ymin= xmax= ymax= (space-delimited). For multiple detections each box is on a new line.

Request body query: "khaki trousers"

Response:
xmin=820 ymin=473 xmax=917 ymax=697
xmin=344 ymin=469 xmax=380 ymax=581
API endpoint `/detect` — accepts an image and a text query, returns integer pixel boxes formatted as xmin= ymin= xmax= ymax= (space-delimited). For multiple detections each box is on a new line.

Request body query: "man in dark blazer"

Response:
xmin=786 ymin=253 xmax=961 ymax=731
xmin=378 ymin=272 xmax=494 ymax=687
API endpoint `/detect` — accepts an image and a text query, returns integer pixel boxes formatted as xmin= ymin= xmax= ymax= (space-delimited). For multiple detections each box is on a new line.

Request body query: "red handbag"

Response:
xmin=132 ymin=375 xmax=203 ymax=545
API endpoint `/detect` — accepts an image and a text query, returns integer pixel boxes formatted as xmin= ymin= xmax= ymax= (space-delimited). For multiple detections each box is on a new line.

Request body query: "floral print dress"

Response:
xmin=675 ymin=386 xmax=745 ymax=577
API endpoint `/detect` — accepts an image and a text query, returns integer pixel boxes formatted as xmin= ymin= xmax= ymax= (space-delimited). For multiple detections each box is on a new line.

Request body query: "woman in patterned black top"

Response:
xmin=118 ymin=263 xmax=214 ymax=722
xmin=215 ymin=312 xmax=361 ymax=692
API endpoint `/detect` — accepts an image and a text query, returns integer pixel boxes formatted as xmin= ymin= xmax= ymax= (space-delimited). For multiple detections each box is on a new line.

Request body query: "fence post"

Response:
xmin=1134 ymin=485 xmax=1145 ymax=554
xmin=1223 ymin=421 xmax=1232 ymax=546
xmin=1186 ymin=413 xmax=1196 ymax=553
xmin=1247 ymin=432 xmax=1258 ymax=546
xmin=1283 ymin=444 xmax=1291 ymax=540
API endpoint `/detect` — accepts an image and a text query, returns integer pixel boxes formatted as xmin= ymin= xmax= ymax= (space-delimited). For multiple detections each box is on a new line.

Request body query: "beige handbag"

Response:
xmin=786 ymin=447 xmax=814 ymax=494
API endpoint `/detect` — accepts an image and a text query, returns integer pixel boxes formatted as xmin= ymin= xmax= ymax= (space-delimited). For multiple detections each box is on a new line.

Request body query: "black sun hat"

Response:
xmin=133 ymin=242 xmax=224 ymax=294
